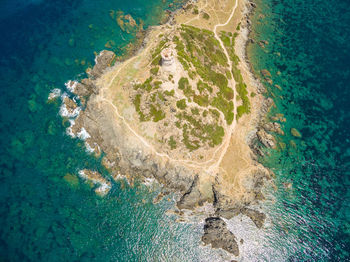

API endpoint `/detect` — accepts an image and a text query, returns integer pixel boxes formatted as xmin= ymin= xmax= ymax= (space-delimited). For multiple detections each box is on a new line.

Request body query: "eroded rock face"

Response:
xmin=264 ymin=122 xmax=284 ymax=135
xmin=177 ymin=175 xmax=214 ymax=209
xmin=88 ymin=50 xmax=115 ymax=79
xmin=202 ymin=217 xmax=239 ymax=256
xmin=257 ymin=128 xmax=276 ymax=148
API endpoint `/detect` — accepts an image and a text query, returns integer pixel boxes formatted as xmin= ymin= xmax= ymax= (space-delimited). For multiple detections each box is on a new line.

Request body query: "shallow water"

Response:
xmin=246 ymin=0 xmax=350 ymax=260
xmin=0 ymin=0 xmax=349 ymax=261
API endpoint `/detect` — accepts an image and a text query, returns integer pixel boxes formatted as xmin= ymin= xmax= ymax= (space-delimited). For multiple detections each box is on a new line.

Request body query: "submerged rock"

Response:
xmin=264 ymin=122 xmax=284 ymax=135
xmin=78 ymin=169 xmax=111 ymax=196
xmin=202 ymin=217 xmax=239 ymax=256
xmin=290 ymin=127 xmax=302 ymax=138
xmin=63 ymin=173 xmax=79 ymax=187
xmin=261 ymin=69 xmax=272 ymax=78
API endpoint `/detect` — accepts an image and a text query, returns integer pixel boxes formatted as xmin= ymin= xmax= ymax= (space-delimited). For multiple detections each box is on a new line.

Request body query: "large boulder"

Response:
xmin=88 ymin=50 xmax=115 ymax=79
xmin=202 ymin=217 xmax=239 ymax=256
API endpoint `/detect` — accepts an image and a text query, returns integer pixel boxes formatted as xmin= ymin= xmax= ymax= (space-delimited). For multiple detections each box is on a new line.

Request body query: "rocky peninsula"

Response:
xmin=56 ymin=0 xmax=281 ymax=258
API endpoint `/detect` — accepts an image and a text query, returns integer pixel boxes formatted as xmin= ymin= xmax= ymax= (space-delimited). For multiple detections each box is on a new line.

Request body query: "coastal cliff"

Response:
xmin=57 ymin=0 xmax=278 ymax=257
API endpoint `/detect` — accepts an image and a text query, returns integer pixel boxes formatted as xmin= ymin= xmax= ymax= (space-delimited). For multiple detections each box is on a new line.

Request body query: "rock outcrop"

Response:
xmin=263 ymin=122 xmax=284 ymax=135
xmin=241 ymin=208 xmax=266 ymax=228
xmin=78 ymin=169 xmax=111 ymax=196
xmin=202 ymin=217 xmax=239 ymax=256
xmin=257 ymin=128 xmax=276 ymax=148
xmin=88 ymin=50 xmax=115 ymax=79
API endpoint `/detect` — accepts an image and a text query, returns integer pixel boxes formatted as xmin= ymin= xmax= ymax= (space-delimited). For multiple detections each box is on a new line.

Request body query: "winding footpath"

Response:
xmin=208 ymin=0 xmax=238 ymax=172
xmin=99 ymin=0 xmax=239 ymax=172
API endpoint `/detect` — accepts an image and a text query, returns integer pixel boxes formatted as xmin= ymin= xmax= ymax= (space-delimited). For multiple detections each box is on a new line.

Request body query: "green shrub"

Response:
xmin=133 ymin=94 xmax=148 ymax=121
xmin=164 ymin=89 xmax=175 ymax=96
xmin=176 ymin=99 xmax=187 ymax=109
xmin=191 ymin=107 xmax=200 ymax=115
xmin=168 ymin=136 xmax=177 ymax=149
xmin=202 ymin=12 xmax=210 ymax=20
xmin=150 ymin=66 xmax=159 ymax=75
xmin=150 ymin=104 xmax=165 ymax=122
xmin=193 ymin=95 xmax=209 ymax=107
xmin=178 ymin=77 xmax=189 ymax=90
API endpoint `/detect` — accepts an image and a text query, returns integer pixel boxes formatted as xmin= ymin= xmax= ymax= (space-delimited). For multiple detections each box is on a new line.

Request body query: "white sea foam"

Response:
xmin=78 ymin=169 xmax=87 ymax=179
xmin=47 ymin=88 xmax=61 ymax=101
xmin=78 ymin=169 xmax=111 ymax=196
xmin=95 ymin=183 xmax=112 ymax=196
xmin=84 ymin=141 xmax=95 ymax=153
xmin=94 ymin=52 xmax=102 ymax=65
xmin=77 ymin=127 xmax=90 ymax=140
xmin=65 ymin=80 xmax=78 ymax=93
xmin=59 ymin=103 xmax=81 ymax=118
xmin=143 ymin=177 xmax=156 ymax=186
xmin=66 ymin=119 xmax=76 ymax=138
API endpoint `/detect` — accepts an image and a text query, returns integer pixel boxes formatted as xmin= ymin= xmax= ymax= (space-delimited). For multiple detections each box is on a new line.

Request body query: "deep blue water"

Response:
xmin=0 ymin=0 xmax=349 ymax=261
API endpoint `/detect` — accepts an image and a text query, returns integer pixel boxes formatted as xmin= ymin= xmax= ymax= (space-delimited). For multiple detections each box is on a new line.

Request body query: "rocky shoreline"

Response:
xmin=55 ymin=0 xmax=281 ymax=258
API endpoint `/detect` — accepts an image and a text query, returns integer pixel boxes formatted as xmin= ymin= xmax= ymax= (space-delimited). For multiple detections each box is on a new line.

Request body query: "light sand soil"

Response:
xmin=72 ymin=0 xmax=270 ymax=213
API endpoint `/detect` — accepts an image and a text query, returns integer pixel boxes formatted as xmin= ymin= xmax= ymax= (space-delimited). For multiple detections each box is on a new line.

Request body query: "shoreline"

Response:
xmin=55 ymin=0 xmax=278 ymax=258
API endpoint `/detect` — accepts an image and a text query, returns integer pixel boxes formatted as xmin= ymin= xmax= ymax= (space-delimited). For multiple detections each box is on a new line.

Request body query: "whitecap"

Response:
xmin=47 ymin=88 xmax=61 ymax=101
xmin=65 ymin=119 xmax=76 ymax=138
xmin=65 ymin=80 xmax=78 ymax=93
xmin=59 ymin=103 xmax=81 ymax=118
xmin=77 ymin=127 xmax=91 ymax=140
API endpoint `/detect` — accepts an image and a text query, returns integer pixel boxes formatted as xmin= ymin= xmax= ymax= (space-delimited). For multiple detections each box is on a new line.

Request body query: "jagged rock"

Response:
xmin=88 ymin=50 xmax=115 ymax=79
xmin=73 ymin=78 xmax=97 ymax=97
xmin=271 ymin=113 xmax=286 ymax=122
xmin=290 ymin=127 xmax=302 ymax=138
xmin=202 ymin=217 xmax=239 ymax=256
xmin=63 ymin=97 xmax=78 ymax=113
xmin=250 ymin=2 xmax=257 ymax=8
xmin=257 ymin=128 xmax=276 ymax=148
xmin=275 ymin=84 xmax=282 ymax=90
xmin=73 ymin=82 xmax=90 ymax=97
xmin=260 ymin=97 xmax=274 ymax=114
xmin=261 ymin=69 xmax=272 ymax=78
xmin=258 ymin=40 xmax=269 ymax=48
xmin=256 ymin=82 xmax=266 ymax=94
xmin=264 ymin=122 xmax=284 ymax=135
xmin=78 ymin=169 xmax=111 ymax=196
xmin=177 ymin=175 xmax=213 ymax=209
xmin=241 ymin=208 xmax=266 ymax=228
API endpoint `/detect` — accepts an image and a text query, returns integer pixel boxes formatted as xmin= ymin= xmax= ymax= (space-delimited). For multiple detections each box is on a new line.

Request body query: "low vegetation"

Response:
xmin=220 ymin=30 xmax=250 ymax=119
xmin=131 ymin=25 xmax=249 ymax=152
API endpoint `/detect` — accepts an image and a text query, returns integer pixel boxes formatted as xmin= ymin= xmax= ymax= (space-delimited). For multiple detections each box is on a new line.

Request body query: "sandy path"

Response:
xmin=98 ymin=0 xmax=239 ymax=172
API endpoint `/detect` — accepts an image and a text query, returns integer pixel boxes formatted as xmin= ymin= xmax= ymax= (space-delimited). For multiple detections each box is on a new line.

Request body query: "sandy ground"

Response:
xmin=92 ymin=0 xmax=269 ymax=207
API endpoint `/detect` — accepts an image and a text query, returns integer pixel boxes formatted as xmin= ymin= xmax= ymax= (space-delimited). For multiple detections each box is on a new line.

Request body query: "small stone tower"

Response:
xmin=161 ymin=48 xmax=175 ymax=66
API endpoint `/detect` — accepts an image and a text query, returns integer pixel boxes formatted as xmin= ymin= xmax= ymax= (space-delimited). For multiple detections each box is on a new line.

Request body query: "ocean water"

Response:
xmin=245 ymin=0 xmax=350 ymax=260
xmin=0 ymin=0 xmax=229 ymax=261
xmin=0 ymin=0 xmax=349 ymax=261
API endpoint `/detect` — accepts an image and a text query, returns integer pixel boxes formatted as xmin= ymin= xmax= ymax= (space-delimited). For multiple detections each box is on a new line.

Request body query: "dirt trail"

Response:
xmin=97 ymin=0 xmax=239 ymax=172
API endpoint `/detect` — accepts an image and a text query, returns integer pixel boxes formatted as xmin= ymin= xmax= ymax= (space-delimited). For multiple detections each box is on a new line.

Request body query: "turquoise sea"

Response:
xmin=0 ymin=0 xmax=349 ymax=261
